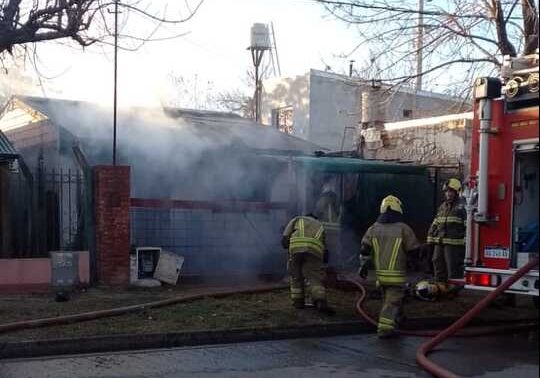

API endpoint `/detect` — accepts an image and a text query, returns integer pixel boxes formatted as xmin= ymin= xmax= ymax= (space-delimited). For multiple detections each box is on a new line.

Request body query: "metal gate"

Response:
xmin=6 ymin=165 xmax=91 ymax=258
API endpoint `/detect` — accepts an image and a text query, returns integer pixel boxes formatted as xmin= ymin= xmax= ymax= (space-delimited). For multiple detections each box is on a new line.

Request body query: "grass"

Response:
xmin=0 ymin=283 xmax=537 ymax=342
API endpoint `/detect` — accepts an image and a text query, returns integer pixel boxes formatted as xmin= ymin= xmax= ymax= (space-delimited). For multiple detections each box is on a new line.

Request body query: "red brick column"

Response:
xmin=94 ymin=166 xmax=131 ymax=286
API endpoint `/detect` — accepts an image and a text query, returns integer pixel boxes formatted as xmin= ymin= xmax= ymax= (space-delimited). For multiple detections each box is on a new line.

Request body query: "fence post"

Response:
xmin=93 ymin=165 xmax=131 ymax=286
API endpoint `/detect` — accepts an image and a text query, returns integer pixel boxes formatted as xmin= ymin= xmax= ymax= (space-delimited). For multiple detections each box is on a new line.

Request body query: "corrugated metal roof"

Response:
xmin=0 ymin=129 xmax=18 ymax=159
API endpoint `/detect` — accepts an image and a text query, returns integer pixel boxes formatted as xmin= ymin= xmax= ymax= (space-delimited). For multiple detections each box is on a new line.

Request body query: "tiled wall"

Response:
xmin=130 ymin=207 xmax=289 ymax=277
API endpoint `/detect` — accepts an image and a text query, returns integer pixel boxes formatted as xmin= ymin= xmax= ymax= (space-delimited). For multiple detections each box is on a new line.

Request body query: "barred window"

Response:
xmin=272 ymin=106 xmax=294 ymax=134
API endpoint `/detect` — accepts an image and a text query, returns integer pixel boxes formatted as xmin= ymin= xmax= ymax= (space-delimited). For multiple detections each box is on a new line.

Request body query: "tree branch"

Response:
xmin=0 ymin=0 xmax=203 ymax=56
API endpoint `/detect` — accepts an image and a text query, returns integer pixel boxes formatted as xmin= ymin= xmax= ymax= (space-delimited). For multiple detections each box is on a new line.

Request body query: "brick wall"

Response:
xmin=94 ymin=166 xmax=130 ymax=286
xmin=361 ymin=115 xmax=472 ymax=176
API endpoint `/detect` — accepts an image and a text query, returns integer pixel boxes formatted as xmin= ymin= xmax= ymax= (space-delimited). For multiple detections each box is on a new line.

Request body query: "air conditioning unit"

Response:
xmin=130 ymin=247 xmax=161 ymax=283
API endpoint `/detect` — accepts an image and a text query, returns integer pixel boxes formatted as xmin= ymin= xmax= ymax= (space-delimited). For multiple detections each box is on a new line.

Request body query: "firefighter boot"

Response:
xmin=377 ymin=329 xmax=398 ymax=339
xmin=314 ymin=300 xmax=336 ymax=316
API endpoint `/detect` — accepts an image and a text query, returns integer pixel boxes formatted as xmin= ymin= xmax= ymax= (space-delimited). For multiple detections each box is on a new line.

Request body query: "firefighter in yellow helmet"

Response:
xmin=358 ymin=195 xmax=420 ymax=337
xmin=427 ymin=178 xmax=466 ymax=290
xmin=282 ymin=214 xmax=334 ymax=315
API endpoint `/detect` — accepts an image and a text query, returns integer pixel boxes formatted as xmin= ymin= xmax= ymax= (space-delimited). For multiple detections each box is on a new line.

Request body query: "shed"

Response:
xmin=285 ymin=155 xmax=435 ymax=267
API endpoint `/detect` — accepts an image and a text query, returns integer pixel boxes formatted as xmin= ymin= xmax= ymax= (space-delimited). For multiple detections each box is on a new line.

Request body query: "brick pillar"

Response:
xmin=94 ymin=165 xmax=130 ymax=286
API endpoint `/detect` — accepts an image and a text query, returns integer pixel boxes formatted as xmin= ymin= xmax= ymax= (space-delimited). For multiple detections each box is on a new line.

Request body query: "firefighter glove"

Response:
xmin=358 ymin=263 xmax=369 ymax=279
xmin=357 ymin=254 xmax=370 ymax=279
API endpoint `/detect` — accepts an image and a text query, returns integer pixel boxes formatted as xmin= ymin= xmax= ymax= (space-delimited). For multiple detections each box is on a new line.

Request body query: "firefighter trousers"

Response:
xmin=433 ymin=244 xmax=465 ymax=283
xmin=378 ymin=285 xmax=405 ymax=335
xmin=288 ymin=252 xmax=326 ymax=304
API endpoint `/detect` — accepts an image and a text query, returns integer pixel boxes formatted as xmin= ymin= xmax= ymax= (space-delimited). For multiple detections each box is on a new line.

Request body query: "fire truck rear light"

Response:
xmin=478 ymin=274 xmax=491 ymax=287
xmin=466 ymin=272 xmax=492 ymax=287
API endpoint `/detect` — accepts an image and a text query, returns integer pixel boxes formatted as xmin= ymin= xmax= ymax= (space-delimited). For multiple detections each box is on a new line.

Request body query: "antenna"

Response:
xmin=270 ymin=22 xmax=282 ymax=77
xmin=113 ymin=0 xmax=119 ymax=165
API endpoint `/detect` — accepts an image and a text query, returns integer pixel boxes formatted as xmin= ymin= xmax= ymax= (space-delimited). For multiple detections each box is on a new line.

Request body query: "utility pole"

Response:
xmin=112 ymin=0 xmax=119 ymax=165
xmin=248 ymin=24 xmax=271 ymax=124
xmin=251 ymin=48 xmax=265 ymax=123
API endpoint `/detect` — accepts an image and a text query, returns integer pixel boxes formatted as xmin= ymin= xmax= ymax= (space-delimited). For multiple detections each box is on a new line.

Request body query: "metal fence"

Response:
xmin=6 ymin=167 xmax=90 ymax=258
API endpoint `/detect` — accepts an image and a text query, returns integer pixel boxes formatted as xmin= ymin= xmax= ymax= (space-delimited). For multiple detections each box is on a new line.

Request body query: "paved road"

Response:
xmin=1 ymin=331 xmax=538 ymax=378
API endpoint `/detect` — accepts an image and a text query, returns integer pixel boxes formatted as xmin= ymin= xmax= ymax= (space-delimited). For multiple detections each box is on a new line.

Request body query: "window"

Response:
xmin=272 ymin=106 xmax=294 ymax=134
xmin=403 ymin=109 xmax=413 ymax=118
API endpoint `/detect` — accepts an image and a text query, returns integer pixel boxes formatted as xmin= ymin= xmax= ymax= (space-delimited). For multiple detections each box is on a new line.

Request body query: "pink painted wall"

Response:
xmin=0 ymin=251 xmax=90 ymax=293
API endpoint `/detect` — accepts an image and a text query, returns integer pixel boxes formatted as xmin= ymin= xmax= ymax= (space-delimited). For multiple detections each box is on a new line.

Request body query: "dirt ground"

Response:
xmin=0 ymin=280 xmax=537 ymax=342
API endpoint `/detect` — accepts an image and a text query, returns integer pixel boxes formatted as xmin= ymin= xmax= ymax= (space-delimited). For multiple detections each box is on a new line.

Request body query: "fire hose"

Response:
xmin=0 ymin=284 xmax=287 ymax=335
xmin=0 ymin=260 xmax=537 ymax=377
xmin=343 ymin=257 xmax=539 ymax=378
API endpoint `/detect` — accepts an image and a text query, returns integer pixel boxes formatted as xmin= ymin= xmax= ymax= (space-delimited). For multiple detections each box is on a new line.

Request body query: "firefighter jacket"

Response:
xmin=361 ymin=222 xmax=420 ymax=286
xmin=315 ymin=191 xmax=341 ymax=232
xmin=283 ymin=216 xmax=326 ymax=259
xmin=427 ymin=199 xmax=466 ymax=246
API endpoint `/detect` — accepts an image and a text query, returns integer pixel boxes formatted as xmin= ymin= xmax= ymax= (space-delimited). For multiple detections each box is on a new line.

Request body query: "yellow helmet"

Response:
xmin=380 ymin=195 xmax=403 ymax=214
xmin=415 ymin=280 xmax=448 ymax=301
xmin=444 ymin=178 xmax=462 ymax=193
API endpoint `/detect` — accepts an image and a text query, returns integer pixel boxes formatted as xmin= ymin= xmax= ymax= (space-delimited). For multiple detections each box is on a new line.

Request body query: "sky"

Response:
xmin=21 ymin=0 xmax=365 ymax=107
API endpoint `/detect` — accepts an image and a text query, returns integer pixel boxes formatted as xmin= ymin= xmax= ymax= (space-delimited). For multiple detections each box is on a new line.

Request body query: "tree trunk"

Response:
xmin=493 ymin=0 xmax=518 ymax=56
xmin=522 ymin=0 xmax=539 ymax=54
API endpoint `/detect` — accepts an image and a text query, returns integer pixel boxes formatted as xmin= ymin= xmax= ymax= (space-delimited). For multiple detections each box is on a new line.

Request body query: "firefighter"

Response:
xmin=315 ymin=178 xmax=340 ymax=224
xmin=282 ymin=214 xmax=334 ymax=315
xmin=427 ymin=178 xmax=466 ymax=289
xmin=358 ymin=195 xmax=420 ymax=338
xmin=315 ymin=178 xmax=342 ymax=266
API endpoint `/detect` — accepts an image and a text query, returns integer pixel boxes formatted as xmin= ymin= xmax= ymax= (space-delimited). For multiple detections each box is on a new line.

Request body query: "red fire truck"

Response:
xmin=463 ymin=51 xmax=539 ymax=302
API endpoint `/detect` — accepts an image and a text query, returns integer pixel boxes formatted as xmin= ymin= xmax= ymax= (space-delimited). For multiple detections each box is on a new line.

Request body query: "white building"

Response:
xmin=261 ymin=69 xmax=470 ymax=151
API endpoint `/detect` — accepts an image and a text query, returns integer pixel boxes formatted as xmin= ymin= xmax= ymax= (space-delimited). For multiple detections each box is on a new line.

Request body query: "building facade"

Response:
xmin=262 ymin=69 xmax=470 ymax=151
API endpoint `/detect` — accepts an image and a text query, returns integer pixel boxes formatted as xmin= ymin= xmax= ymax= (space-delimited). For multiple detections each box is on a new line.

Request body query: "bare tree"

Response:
xmin=162 ymin=72 xmax=216 ymax=110
xmin=0 ymin=0 xmax=204 ymax=63
xmin=214 ymin=88 xmax=255 ymax=119
xmin=313 ymin=0 xmax=539 ymax=94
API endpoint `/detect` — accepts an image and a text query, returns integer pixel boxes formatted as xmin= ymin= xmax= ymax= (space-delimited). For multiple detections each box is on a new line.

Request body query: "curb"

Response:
xmin=2 ymin=317 xmax=535 ymax=360
xmin=0 ymin=321 xmax=372 ymax=360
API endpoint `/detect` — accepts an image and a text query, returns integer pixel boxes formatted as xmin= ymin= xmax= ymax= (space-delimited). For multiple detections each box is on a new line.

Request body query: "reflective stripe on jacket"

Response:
xmin=427 ymin=200 xmax=466 ymax=246
xmin=283 ymin=216 xmax=325 ymax=258
xmin=362 ymin=222 xmax=420 ymax=286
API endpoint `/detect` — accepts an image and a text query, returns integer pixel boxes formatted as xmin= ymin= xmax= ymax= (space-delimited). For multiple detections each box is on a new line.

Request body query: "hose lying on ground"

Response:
xmin=345 ymin=274 xmax=537 ymax=337
xmin=341 ymin=257 xmax=539 ymax=377
xmin=0 ymin=283 xmax=287 ymax=335
xmin=416 ymin=257 xmax=539 ymax=378
xmin=1 ymin=261 xmax=537 ymax=378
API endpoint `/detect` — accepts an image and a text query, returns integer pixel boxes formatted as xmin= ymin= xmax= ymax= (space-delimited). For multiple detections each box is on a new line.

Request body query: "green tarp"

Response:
xmin=292 ymin=156 xmax=427 ymax=174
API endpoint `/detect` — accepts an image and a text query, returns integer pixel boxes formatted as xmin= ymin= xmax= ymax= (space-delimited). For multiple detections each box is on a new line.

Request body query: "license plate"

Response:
xmin=484 ymin=247 xmax=510 ymax=259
